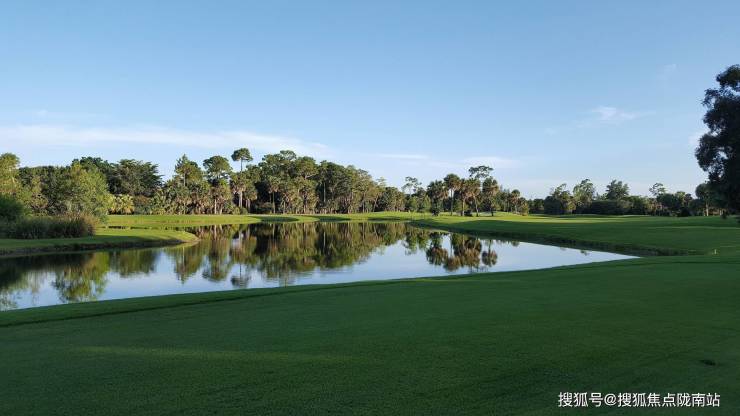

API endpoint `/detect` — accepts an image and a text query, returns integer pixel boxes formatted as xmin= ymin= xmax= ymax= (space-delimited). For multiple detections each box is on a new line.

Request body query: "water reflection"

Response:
xmin=0 ymin=222 xmax=633 ymax=310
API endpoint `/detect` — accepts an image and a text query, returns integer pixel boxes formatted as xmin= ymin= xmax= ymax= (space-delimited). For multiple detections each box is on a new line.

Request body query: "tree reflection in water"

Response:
xmin=0 ymin=222 xmax=504 ymax=310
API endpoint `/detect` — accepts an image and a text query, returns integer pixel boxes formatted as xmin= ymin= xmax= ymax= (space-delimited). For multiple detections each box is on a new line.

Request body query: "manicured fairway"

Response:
xmin=1 ymin=214 xmax=739 ymax=415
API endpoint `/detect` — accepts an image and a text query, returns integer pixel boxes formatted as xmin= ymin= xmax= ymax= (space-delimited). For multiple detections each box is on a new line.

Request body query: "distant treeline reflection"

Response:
xmin=0 ymin=222 xmax=515 ymax=309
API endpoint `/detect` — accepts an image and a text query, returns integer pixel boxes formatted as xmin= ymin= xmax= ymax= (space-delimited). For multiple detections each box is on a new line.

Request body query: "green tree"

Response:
xmin=111 ymin=159 xmax=161 ymax=197
xmin=231 ymin=148 xmax=253 ymax=172
xmin=174 ymin=155 xmax=203 ymax=185
xmin=0 ymin=153 xmax=20 ymax=195
xmin=694 ymin=182 xmax=725 ymax=216
xmin=572 ymin=179 xmax=596 ymax=212
xmin=203 ymin=156 xmax=233 ymax=182
xmin=695 ymin=65 xmax=740 ymax=212
xmin=605 ymin=180 xmax=630 ymax=200
xmin=649 ymin=183 xmax=666 ymax=198
xmin=544 ymin=184 xmax=575 ymax=215
xmin=481 ymin=177 xmax=500 ymax=216
xmin=443 ymin=174 xmax=462 ymax=215
xmin=460 ymin=178 xmax=481 ymax=216
xmin=61 ymin=163 xmax=112 ymax=219
xmin=468 ymin=165 xmax=492 ymax=181
xmin=426 ymin=180 xmax=447 ymax=214
xmin=402 ymin=177 xmax=421 ymax=194
xmin=230 ymin=171 xmax=252 ymax=210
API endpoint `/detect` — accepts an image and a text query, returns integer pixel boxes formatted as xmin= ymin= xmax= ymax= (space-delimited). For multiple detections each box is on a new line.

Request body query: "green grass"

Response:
xmin=0 ymin=227 xmax=197 ymax=256
xmin=1 ymin=213 xmax=739 ymax=414
xmin=106 ymin=211 xmax=417 ymax=227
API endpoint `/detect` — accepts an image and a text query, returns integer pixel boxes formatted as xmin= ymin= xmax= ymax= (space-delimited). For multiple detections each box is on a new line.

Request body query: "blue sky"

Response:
xmin=1 ymin=1 xmax=738 ymax=197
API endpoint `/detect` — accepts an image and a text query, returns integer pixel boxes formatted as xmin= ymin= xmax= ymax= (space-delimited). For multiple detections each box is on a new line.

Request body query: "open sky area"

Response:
xmin=1 ymin=0 xmax=739 ymax=197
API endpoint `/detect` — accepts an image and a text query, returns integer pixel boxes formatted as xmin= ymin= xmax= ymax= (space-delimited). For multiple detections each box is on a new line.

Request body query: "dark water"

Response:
xmin=0 ymin=222 xmax=633 ymax=310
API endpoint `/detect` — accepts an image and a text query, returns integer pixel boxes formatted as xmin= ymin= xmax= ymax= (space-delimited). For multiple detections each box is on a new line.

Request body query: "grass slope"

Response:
xmin=1 ymin=214 xmax=739 ymax=415
xmin=0 ymin=228 xmax=197 ymax=257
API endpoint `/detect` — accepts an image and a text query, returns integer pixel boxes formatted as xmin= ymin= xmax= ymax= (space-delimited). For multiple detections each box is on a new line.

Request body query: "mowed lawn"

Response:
xmin=1 ymin=214 xmax=739 ymax=415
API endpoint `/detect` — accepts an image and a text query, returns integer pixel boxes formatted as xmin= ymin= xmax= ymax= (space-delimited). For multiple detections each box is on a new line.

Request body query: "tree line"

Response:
xmin=0 ymin=148 xmax=728 ymax=220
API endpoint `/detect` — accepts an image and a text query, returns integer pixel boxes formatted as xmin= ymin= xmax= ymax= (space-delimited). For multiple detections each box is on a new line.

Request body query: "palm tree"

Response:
xmin=443 ymin=174 xmax=462 ymax=215
xmin=482 ymin=177 xmax=500 ymax=216
xmin=461 ymin=178 xmax=481 ymax=216
xmin=243 ymin=183 xmax=257 ymax=213
xmin=230 ymin=171 xmax=250 ymax=210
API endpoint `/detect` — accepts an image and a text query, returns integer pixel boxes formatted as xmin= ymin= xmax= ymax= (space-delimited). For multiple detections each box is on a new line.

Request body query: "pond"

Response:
xmin=0 ymin=222 xmax=633 ymax=310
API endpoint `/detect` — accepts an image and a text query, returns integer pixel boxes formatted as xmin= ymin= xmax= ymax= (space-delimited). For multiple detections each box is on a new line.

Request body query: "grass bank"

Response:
xmin=1 ymin=213 xmax=739 ymax=414
xmin=0 ymin=212 xmax=416 ymax=256
xmin=0 ymin=227 xmax=197 ymax=257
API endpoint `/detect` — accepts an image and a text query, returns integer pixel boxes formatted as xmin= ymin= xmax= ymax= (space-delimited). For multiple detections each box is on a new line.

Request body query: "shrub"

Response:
xmin=5 ymin=215 xmax=97 ymax=239
xmin=0 ymin=194 xmax=27 ymax=222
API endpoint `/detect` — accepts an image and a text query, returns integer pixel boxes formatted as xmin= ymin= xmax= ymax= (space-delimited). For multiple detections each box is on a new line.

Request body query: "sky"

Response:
xmin=1 ymin=0 xmax=739 ymax=197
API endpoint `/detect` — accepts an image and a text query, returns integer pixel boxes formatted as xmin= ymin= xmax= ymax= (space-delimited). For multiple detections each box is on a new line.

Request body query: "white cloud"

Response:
xmin=0 ymin=124 xmax=330 ymax=157
xmin=591 ymin=106 xmax=640 ymax=123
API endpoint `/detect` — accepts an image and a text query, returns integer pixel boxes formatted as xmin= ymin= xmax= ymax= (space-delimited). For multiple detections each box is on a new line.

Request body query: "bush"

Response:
xmin=5 ymin=215 xmax=97 ymax=239
xmin=0 ymin=194 xmax=27 ymax=222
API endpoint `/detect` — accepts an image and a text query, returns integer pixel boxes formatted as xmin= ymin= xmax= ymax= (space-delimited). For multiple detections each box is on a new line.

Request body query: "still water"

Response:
xmin=0 ymin=222 xmax=633 ymax=310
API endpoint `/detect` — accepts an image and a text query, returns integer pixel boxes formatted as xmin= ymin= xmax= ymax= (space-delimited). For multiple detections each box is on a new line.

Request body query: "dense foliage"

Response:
xmin=695 ymin=65 xmax=740 ymax=212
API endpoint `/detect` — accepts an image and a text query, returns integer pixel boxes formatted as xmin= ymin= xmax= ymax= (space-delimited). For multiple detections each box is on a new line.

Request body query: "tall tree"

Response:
xmin=174 ymin=155 xmax=203 ymax=185
xmin=481 ymin=177 xmax=500 ymax=216
xmin=402 ymin=177 xmax=421 ymax=194
xmin=695 ymin=65 xmax=740 ymax=212
xmin=230 ymin=171 xmax=251 ymax=210
xmin=111 ymin=159 xmax=162 ymax=197
xmin=443 ymin=174 xmax=462 ymax=215
xmin=573 ymin=179 xmax=596 ymax=213
xmin=231 ymin=148 xmax=253 ymax=172
xmin=649 ymin=183 xmax=666 ymax=198
xmin=460 ymin=178 xmax=481 ymax=216
xmin=203 ymin=156 xmax=233 ymax=182
xmin=605 ymin=180 xmax=630 ymax=200
xmin=426 ymin=180 xmax=447 ymax=214
xmin=468 ymin=165 xmax=492 ymax=181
